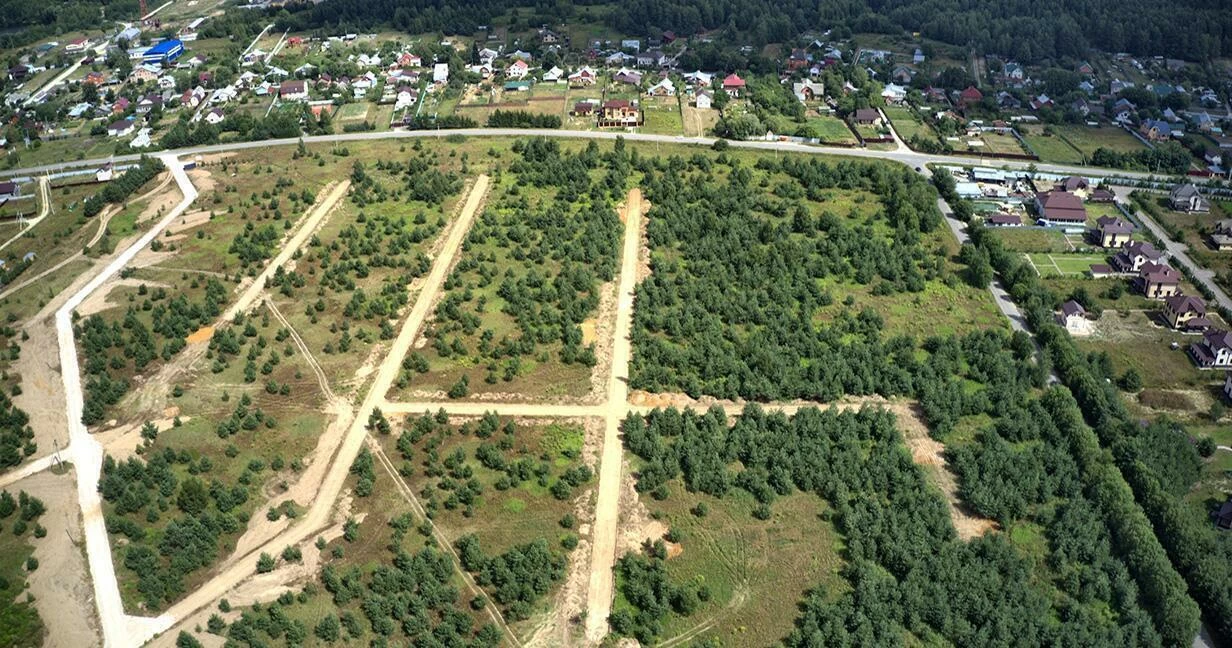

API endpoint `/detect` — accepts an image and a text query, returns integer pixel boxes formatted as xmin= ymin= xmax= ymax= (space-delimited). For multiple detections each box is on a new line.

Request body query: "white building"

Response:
xmin=433 ymin=63 xmax=449 ymax=84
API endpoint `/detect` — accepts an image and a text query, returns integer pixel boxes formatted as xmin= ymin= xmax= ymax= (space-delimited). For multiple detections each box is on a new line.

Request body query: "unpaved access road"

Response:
xmin=585 ymin=188 xmax=643 ymax=643
xmin=224 ymin=180 xmax=350 ymax=321
xmin=56 ymin=154 xmax=197 ymax=648
xmin=153 ymin=174 xmax=491 ymax=642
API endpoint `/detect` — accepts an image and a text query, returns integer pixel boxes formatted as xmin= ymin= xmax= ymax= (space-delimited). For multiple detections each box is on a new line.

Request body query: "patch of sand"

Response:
xmin=18 ymin=468 xmax=101 ymax=647
xmin=164 ymin=209 xmax=213 ymax=237
xmin=580 ymin=318 xmax=597 ymax=346
xmin=186 ymin=325 xmax=214 ymax=345
xmin=187 ymin=167 xmax=217 ymax=194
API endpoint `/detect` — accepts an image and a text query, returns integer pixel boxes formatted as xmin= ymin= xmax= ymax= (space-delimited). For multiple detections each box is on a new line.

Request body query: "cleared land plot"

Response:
xmin=989 ymin=227 xmax=1072 ymax=253
xmin=883 ymin=106 xmax=935 ymax=144
xmin=621 ymin=480 xmax=845 ymax=647
xmin=682 ymin=105 xmax=719 ymax=137
xmin=960 ymin=131 xmax=1028 ymax=156
xmin=1076 ymin=309 xmax=1217 ymax=392
xmin=1055 ymin=125 xmax=1148 ymax=158
xmin=805 ymin=114 xmax=857 ymax=144
xmin=333 ymin=102 xmax=371 ymax=121
xmin=639 ymin=96 xmax=683 ymax=135
xmin=1026 ymin=253 xmax=1107 ymax=277
xmin=1021 ymin=130 xmax=1084 ymax=164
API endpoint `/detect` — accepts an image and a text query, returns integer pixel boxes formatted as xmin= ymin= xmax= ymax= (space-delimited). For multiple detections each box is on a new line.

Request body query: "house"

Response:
xmin=613 ymin=68 xmax=642 ymax=85
xmin=130 ymin=128 xmax=152 ymax=149
xmin=620 ymin=39 xmax=641 ymax=52
xmin=1091 ymin=215 xmax=1134 ymax=247
xmin=636 ymin=49 xmax=665 ymax=68
xmin=1058 ymin=176 xmax=1090 ymax=195
xmin=68 ymin=102 xmax=93 ymax=118
xmin=1112 ymin=98 xmax=1137 ymax=122
xmin=722 ymin=74 xmax=746 ymax=97
xmin=913 ymin=48 xmax=925 ymax=64
xmin=571 ymin=101 xmax=596 ymax=117
xmin=1190 ymin=329 xmax=1232 ymax=369
xmin=1140 ymin=263 xmax=1181 ymax=299
xmin=1034 ymin=191 xmax=1087 ymax=229
xmin=695 ymin=91 xmax=713 ymax=109
xmin=134 ymin=93 xmax=163 ymax=114
xmin=1003 ymin=62 xmax=1025 ymax=81
xmin=65 ymin=37 xmax=92 ymax=53
xmin=433 ymin=63 xmax=449 ymax=84
xmin=1114 ymin=242 xmax=1164 ymax=273
xmin=597 ymin=99 xmax=640 ymax=127
xmin=853 ymin=108 xmax=882 ymax=126
xmin=399 ymin=53 xmax=422 ymax=68
xmin=568 ymin=67 xmax=597 ymax=87
xmin=84 ymin=71 xmax=105 ymax=86
xmin=129 ymin=65 xmax=160 ymax=83
xmin=204 ymin=108 xmax=225 ymax=125
xmin=467 ymin=63 xmax=493 ymax=78
xmin=142 ymin=39 xmax=184 ymax=65
xmin=0 ymin=182 xmax=19 ymax=200
xmin=1030 ymin=94 xmax=1054 ymax=111
xmin=279 ymin=80 xmax=308 ymax=101
xmin=107 ymin=119 xmax=136 ymax=137
xmin=477 ymin=48 xmax=499 ymax=64
xmin=506 ymin=59 xmax=529 ymax=80
xmin=181 ymin=86 xmax=207 ymax=108
xmin=985 ymin=214 xmax=1023 ymax=227
xmin=509 ymin=50 xmax=533 ymax=61
xmin=647 ymin=78 xmax=675 ymax=97
xmin=958 ymin=86 xmax=983 ymax=109
xmin=1056 ymin=300 xmax=1091 ymax=335
xmin=1211 ymin=219 xmax=1232 ymax=251
xmin=890 ymin=66 xmax=914 ymax=84
xmin=1140 ymin=119 xmax=1172 ymax=141
xmin=112 ymin=97 xmax=131 ymax=114
xmin=1110 ymin=78 xmax=1134 ymax=94
xmin=157 ymin=75 xmax=177 ymax=90
xmin=1163 ymin=295 xmax=1209 ymax=330
xmin=787 ymin=48 xmax=811 ymax=71
xmin=1076 ymin=61 xmax=1094 ymax=75
xmin=1170 ymin=184 xmax=1210 ymax=213
xmin=1214 ymin=498 xmax=1232 ymax=530
xmin=503 ymin=81 xmax=531 ymax=93
xmin=180 ymin=54 xmax=207 ymax=69
xmin=394 ymin=87 xmax=417 ymax=110
xmin=96 ymin=163 xmax=113 ymax=182
xmin=1195 ymin=112 xmax=1216 ymax=132
xmin=1090 ymin=188 xmax=1116 ymax=203
xmin=880 ymin=83 xmax=907 ymax=105
xmin=793 ymin=81 xmax=825 ymax=103
xmin=683 ymin=71 xmax=712 ymax=87
xmin=997 ymin=92 xmax=1022 ymax=110
xmin=542 ymin=66 xmax=564 ymax=83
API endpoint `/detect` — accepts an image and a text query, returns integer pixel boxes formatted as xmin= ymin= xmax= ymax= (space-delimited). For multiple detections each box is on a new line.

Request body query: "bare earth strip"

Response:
xmin=585 ymin=188 xmax=643 ymax=642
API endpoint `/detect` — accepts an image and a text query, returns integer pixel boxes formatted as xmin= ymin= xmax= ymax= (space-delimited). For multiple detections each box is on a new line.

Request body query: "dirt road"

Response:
xmin=155 ymin=174 xmax=490 ymax=639
xmin=224 ymin=180 xmax=349 ymax=321
xmin=56 ymin=154 xmax=197 ymax=648
xmin=584 ymin=188 xmax=642 ymax=642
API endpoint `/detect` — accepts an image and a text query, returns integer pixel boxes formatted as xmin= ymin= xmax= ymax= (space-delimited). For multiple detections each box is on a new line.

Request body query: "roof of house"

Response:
xmin=1036 ymin=190 xmax=1087 ymax=221
xmin=108 ymin=118 xmax=134 ymax=131
xmin=1060 ymin=300 xmax=1086 ymax=318
xmin=1203 ymin=328 xmax=1232 ymax=352
xmin=572 ymin=102 xmax=594 ymax=114
xmin=1171 ymin=183 xmax=1203 ymax=200
xmin=1165 ymin=294 xmax=1206 ymax=315
xmin=1096 ymin=215 xmax=1134 ymax=234
xmin=854 ymin=108 xmax=880 ymax=122
xmin=722 ymin=73 xmax=745 ymax=88
xmin=1060 ymin=176 xmax=1089 ymax=192
xmin=960 ymin=86 xmax=983 ymax=101
xmin=986 ymin=214 xmax=1021 ymax=225
xmin=1141 ymin=264 xmax=1180 ymax=284
xmin=1124 ymin=241 xmax=1162 ymax=260
xmin=146 ymin=39 xmax=183 ymax=56
xmin=603 ymin=99 xmax=631 ymax=109
xmin=280 ymin=80 xmax=306 ymax=93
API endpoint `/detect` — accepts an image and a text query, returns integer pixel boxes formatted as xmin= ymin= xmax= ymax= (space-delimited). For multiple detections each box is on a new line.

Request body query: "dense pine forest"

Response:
xmin=273 ymin=0 xmax=1232 ymax=62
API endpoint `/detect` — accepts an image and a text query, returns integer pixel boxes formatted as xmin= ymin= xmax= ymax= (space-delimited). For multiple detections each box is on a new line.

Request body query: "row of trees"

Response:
xmin=486 ymin=110 xmax=562 ymax=129
xmin=84 ymin=156 xmax=165 ymax=218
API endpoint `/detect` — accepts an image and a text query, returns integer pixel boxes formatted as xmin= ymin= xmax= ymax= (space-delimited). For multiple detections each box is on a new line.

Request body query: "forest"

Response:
xmin=629 ymin=153 xmax=947 ymax=401
xmin=84 ymin=157 xmax=165 ymax=219
xmin=0 ymin=489 xmax=47 ymax=647
xmin=271 ymin=0 xmax=1231 ymax=63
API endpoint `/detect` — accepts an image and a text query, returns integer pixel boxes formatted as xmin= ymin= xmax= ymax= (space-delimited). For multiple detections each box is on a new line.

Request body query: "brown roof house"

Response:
xmin=1034 ymin=190 xmax=1087 ymax=230
xmin=852 ymin=108 xmax=882 ymax=126
xmin=1090 ymin=215 xmax=1134 ymax=248
xmin=1139 ymin=262 xmax=1181 ymax=299
xmin=1163 ymin=294 xmax=1210 ymax=331
xmin=1190 ymin=328 xmax=1232 ymax=369
xmin=1058 ymin=176 xmax=1090 ymax=196
xmin=1170 ymin=184 xmax=1210 ymax=213
xmin=597 ymin=99 xmax=641 ymax=128
xmin=1055 ymin=300 xmax=1092 ymax=336
xmin=1113 ymin=241 xmax=1163 ymax=273
xmin=958 ymin=86 xmax=983 ymax=109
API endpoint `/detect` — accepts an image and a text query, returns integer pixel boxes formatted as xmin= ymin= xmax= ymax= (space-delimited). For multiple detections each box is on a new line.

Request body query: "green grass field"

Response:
xmin=618 ymin=478 xmax=846 ymax=647
xmin=1021 ymin=132 xmax=1084 ymax=164
xmin=806 ymin=115 xmax=857 ymax=144
xmin=883 ymin=106 xmax=936 ymax=145
xmin=640 ymin=97 xmax=684 ymax=135
xmin=334 ymin=102 xmax=371 ymax=121
xmin=989 ymin=228 xmax=1071 ymax=253
xmin=1026 ymin=253 xmax=1106 ymax=277
xmin=1055 ymin=125 xmax=1147 ymax=159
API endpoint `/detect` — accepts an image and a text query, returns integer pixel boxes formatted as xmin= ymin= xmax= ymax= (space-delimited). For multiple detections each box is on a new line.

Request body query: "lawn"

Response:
xmin=1025 ymin=253 xmax=1107 ymax=277
xmin=618 ymin=478 xmax=846 ymax=647
xmin=1054 ymin=125 xmax=1148 ymax=159
xmin=334 ymin=102 xmax=371 ymax=121
xmin=989 ymin=228 xmax=1072 ymax=253
xmin=806 ymin=114 xmax=857 ymax=144
xmin=1021 ymin=130 xmax=1084 ymax=164
xmin=639 ymin=97 xmax=683 ymax=135
xmin=883 ymin=106 xmax=936 ymax=145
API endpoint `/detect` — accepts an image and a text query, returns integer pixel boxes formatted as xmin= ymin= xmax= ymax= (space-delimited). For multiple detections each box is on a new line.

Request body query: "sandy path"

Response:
xmin=224 ymin=180 xmax=349 ymax=321
xmin=584 ymin=188 xmax=642 ymax=642
xmin=155 ymin=174 xmax=490 ymax=637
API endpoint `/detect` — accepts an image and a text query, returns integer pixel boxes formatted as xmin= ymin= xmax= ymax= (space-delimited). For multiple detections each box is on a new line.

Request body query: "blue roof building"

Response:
xmin=142 ymin=39 xmax=184 ymax=64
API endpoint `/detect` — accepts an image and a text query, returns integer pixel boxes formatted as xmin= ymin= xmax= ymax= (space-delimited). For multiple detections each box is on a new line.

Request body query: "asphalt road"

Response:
xmin=0 ymin=127 xmax=1192 ymax=184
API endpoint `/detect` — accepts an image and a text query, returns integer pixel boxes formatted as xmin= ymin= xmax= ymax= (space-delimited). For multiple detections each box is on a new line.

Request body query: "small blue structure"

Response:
xmin=142 ymin=39 xmax=184 ymax=64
